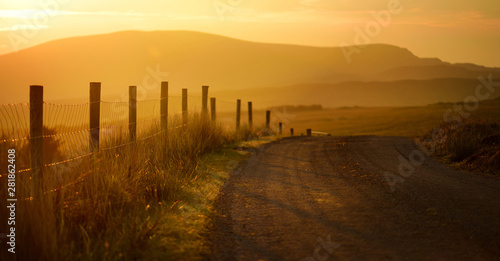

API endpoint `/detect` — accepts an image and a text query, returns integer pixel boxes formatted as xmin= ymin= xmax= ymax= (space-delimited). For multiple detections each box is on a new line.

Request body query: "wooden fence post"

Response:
xmin=290 ymin=128 xmax=294 ymax=136
xmin=30 ymin=85 xmax=44 ymax=195
xmin=248 ymin=101 xmax=253 ymax=130
xmin=182 ymin=88 xmax=188 ymax=125
xmin=89 ymin=82 xmax=101 ymax=152
xmin=202 ymin=85 xmax=209 ymax=119
xmin=211 ymin=97 xmax=216 ymax=123
xmin=307 ymin=129 xmax=312 ymax=136
xmin=161 ymin=82 xmax=168 ymax=135
xmin=266 ymin=110 xmax=271 ymax=130
xmin=129 ymin=86 xmax=137 ymax=143
xmin=129 ymin=86 xmax=138 ymax=178
xmin=236 ymin=99 xmax=241 ymax=131
xmin=279 ymin=122 xmax=282 ymax=135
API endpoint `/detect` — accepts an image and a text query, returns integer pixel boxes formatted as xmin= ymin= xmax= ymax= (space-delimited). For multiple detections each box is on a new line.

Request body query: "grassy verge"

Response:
xmin=419 ymin=117 xmax=500 ymax=176
xmin=156 ymin=136 xmax=277 ymax=260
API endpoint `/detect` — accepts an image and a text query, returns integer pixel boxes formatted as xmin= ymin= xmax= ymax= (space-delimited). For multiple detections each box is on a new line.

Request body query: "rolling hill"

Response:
xmin=0 ymin=30 xmax=499 ymax=106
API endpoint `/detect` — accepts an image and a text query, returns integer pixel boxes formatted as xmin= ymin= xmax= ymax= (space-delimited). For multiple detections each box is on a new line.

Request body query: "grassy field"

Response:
xmin=270 ymin=99 xmax=500 ymax=176
xmin=260 ymin=98 xmax=500 ymax=137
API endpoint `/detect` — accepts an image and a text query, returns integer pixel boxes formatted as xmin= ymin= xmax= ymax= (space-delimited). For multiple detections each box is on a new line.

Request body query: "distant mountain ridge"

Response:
xmin=0 ymin=30 xmax=499 ymax=105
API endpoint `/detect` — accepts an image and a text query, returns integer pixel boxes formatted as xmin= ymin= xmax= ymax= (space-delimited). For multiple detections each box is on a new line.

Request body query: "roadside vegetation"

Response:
xmin=421 ymin=117 xmax=500 ymax=176
xmin=0 ymin=114 xmax=274 ymax=261
xmin=1 ymin=98 xmax=498 ymax=260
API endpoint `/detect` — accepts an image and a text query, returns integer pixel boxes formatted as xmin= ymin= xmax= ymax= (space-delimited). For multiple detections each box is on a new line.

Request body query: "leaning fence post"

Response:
xmin=30 ymin=85 xmax=44 ymax=196
xmin=89 ymin=82 xmax=101 ymax=152
xmin=182 ymin=88 xmax=188 ymax=125
xmin=161 ymin=82 xmax=168 ymax=135
xmin=236 ymin=99 xmax=241 ymax=131
xmin=211 ymin=97 xmax=216 ymax=123
xmin=129 ymin=86 xmax=137 ymax=143
xmin=202 ymin=85 xmax=209 ymax=119
xmin=279 ymin=122 xmax=282 ymax=135
xmin=248 ymin=101 xmax=253 ymax=130
xmin=266 ymin=110 xmax=271 ymax=130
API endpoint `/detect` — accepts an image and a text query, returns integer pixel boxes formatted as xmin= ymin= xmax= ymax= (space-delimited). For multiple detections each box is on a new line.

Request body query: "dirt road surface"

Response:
xmin=206 ymin=136 xmax=500 ymax=261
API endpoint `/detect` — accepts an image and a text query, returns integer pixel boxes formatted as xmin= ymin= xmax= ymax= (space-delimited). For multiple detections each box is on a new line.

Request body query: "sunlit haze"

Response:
xmin=1 ymin=0 xmax=499 ymax=67
xmin=2 ymin=2 xmax=500 ymax=260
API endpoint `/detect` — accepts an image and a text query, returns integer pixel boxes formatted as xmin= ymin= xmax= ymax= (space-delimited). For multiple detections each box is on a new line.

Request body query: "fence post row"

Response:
xmin=26 ymin=82 xmax=264 ymax=197
xmin=89 ymin=82 xmax=101 ymax=152
xmin=129 ymin=86 xmax=137 ymax=143
xmin=211 ymin=97 xmax=216 ymax=123
xmin=30 ymin=85 xmax=44 ymax=196
xmin=248 ymin=101 xmax=253 ymax=130
xmin=161 ymin=81 xmax=168 ymax=135
xmin=182 ymin=88 xmax=188 ymax=125
xmin=236 ymin=99 xmax=241 ymax=131
xmin=202 ymin=85 xmax=209 ymax=119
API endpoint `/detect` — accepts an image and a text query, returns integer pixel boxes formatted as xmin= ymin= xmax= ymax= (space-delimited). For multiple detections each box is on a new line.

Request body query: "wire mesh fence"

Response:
xmin=0 ymin=83 xmax=245 ymax=200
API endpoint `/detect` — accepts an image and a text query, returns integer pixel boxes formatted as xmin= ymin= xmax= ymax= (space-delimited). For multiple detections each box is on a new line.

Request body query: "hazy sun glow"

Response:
xmin=0 ymin=0 xmax=499 ymax=66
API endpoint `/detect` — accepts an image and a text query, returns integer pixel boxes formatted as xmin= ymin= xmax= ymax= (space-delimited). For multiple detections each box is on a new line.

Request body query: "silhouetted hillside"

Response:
xmin=1 ymin=30 xmax=499 ymax=104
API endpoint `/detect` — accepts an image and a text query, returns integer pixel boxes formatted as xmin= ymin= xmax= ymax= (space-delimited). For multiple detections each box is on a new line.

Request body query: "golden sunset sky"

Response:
xmin=0 ymin=0 xmax=499 ymax=67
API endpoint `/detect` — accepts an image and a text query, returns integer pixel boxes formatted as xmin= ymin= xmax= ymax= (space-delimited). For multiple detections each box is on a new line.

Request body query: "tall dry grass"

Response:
xmin=422 ymin=117 xmax=500 ymax=175
xmin=0 ymin=113 xmax=247 ymax=260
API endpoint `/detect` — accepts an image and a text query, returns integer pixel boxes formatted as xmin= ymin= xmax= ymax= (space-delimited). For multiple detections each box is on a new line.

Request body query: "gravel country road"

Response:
xmin=206 ymin=136 xmax=500 ymax=261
